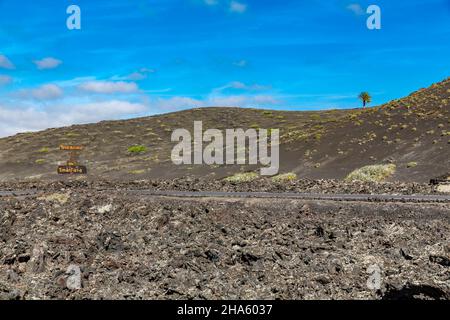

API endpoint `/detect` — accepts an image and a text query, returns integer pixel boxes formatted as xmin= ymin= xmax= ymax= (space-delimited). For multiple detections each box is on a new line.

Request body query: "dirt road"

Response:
xmin=2 ymin=189 xmax=450 ymax=203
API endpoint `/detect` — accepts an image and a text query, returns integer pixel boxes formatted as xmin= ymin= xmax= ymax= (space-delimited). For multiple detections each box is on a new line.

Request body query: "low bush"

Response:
xmin=127 ymin=145 xmax=148 ymax=154
xmin=224 ymin=172 xmax=259 ymax=183
xmin=345 ymin=164 xmax=396 ymax=182
xmin=271 ymin=172 xmax=297 ymax=183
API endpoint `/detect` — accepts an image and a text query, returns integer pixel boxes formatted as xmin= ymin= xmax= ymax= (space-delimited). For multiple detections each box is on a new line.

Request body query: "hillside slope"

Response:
xmin=0 ymin=78 xmax=448 ymax=182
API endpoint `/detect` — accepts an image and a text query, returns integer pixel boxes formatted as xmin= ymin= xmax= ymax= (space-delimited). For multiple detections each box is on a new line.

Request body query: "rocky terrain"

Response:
xmin=0 ymin=177 xmax=444 ymax=195
xmin=0 ymin=183 xmax=449 ymax=300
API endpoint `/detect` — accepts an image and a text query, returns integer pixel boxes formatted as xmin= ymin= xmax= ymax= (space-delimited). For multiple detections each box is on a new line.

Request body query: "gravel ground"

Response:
xmin=0 ymin=185 xmax=449 ymax=300
xmin=0 ymin=178 xmax=442 ymax=195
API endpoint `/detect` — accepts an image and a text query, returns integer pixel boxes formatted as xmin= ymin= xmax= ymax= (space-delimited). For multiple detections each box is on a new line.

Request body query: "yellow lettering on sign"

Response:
xmin=60 ymin=145 xmax=83 ymax=151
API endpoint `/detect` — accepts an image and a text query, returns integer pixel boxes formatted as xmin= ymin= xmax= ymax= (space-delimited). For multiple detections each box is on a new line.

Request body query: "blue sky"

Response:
xmin=0 ymin=0 xmax=449 ymax=136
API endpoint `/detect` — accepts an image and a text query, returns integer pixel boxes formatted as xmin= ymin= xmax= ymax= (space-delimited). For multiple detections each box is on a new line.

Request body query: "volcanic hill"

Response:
xmin=0 ymin=78 xmax=449 ymax=182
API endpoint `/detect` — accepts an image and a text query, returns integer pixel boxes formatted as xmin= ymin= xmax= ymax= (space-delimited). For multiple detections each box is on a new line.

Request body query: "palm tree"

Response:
xmin=358 ymin=92 xmax=372 ymax=108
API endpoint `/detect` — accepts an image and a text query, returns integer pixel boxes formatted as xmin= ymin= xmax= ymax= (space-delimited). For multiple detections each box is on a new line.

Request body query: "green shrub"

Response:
xmin=127 ymin=145 xmax=148 ymax=154
xmin=65 ymin=132 xmax=80 ymax=137
xmin=345 ymin=164 xmax=396 ymax=182
xmin=38 ymin=147 xmax=49 ymax=153
xmin=407 ymin=162 xmax=418 ymax=168
xmin=271 ymin=172 xmax=297 ymax=183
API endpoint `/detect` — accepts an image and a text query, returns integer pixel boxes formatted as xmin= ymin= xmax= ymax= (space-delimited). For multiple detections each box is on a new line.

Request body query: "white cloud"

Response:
xmin=229 ymin=1 xmax=247 ymax=13
xmin=140 ymin=68 xmax=155 ymax=73
xmin=18 ymin=84 xmax=63 ymax=100
xmin=227 ymin=82 xmax=248 ymax=89
xmin=112 ymin=68 xmax=156 ymax=81
xmin=207 ymin=94 xmax=279 ymax=106
xmin=144 ymin=88 xmax=173 ymax=93
xmin=0 ymin=106 xmax=48 ymax=137
xmin=0 ymin=54 xmax=15 ymax=69
xmin=0 ymin=100 xmax=147 ymax=137
xmin=229 ymin=81 xmax=271 ymax=91
xmin=78 ymin=81 xmax=139 ymax=94
xmin=62 ymin=100 xmax=147 ymax=122
xmin=0 ymin=75 xmax=12 ymax=85
xmin=55 ymin=76 xmax=97 ymax=88
xmin=214 ymin=81 xmax=272 ymax=93
xmin=153 ymin=97 xmax=203 ymax=111
xmin=347 ymin=3 xmax=365 ymax=16
xmin=126 ymin=72 xmax=148 ymax=81
xmin=232 ymin=60 xmax=248 ymax=68
xmin=33 ymin=57 xmax=63 ymax=70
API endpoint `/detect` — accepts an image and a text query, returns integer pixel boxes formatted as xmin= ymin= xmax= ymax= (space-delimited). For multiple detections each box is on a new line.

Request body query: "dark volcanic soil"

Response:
xmin=0 ymin=185 xmax=449 ymax=300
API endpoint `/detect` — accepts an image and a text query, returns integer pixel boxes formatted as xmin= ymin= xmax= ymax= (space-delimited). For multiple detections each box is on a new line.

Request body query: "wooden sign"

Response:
xmin=58 ymin=144 xmax=87 ymax=175
xmin=60 ymin=145 xmax=83 ymax=151
xmin=57 ymin=165 xmax=87 ymax=174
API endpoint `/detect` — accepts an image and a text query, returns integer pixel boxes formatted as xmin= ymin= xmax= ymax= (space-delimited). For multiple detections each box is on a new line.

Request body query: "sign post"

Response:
xmin=57 ymin=145 xmax=87 ymax=175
